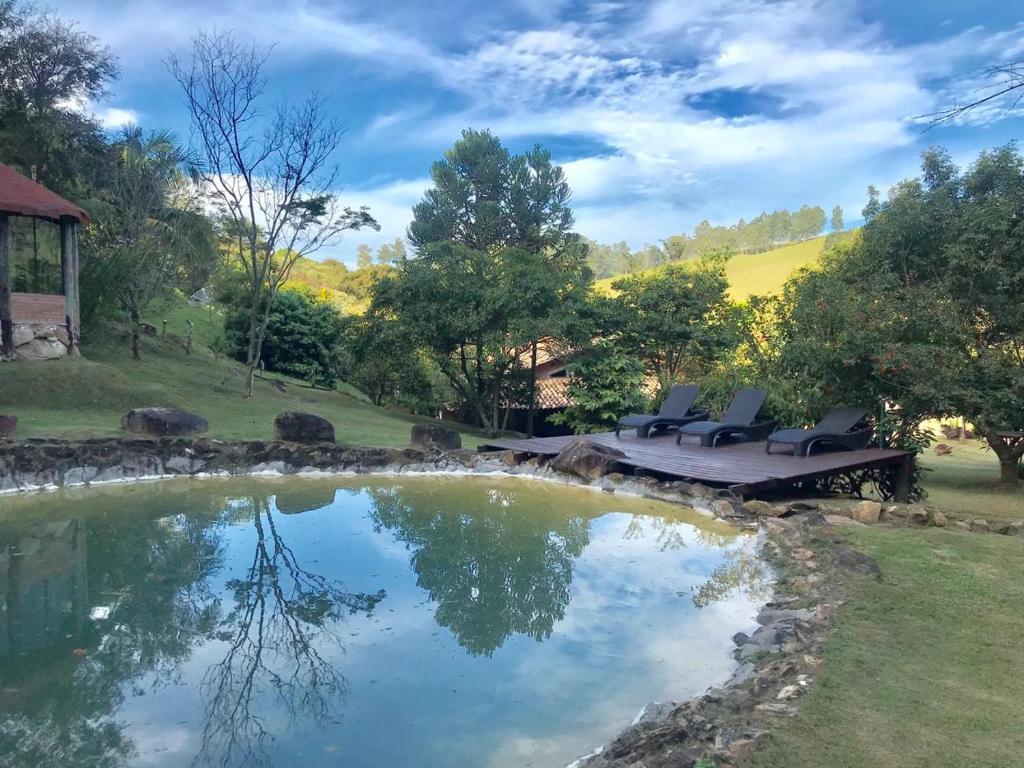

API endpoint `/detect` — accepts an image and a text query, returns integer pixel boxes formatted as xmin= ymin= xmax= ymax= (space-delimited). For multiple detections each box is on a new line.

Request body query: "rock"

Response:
xmin=713 ymin=498 xmax=739 ymax=517
xmin=550 ymin=439 xmax=626 ymax=481
xmin=832 ymin=546 xmax=881 ymax=578
xmin=122 ymin=407 xmax=208 ymax=437
xmin=754 ymin=702 xmax=798 ymax=717
xmin=632 ymin=701 xmax=677 ymax=725
xmin=953 ymin=520 xmax=970 ymax=531
xmin=0 ymin=415 xmax=16 ymax=440
xmin=906 ymin=505 xmax=929 ymax=524
xmin=776 ymin=685 xmax=802 ymax=700
xmin=410 ymin=423 xmax=462 ymax=451
xmin=273 ymin=411 xmax=335 ymax=443
xmin=850 ymin=500 xmax=881 ymax=524
xmin=934 ymin=443 xmax=953 ymax=456
xmin=12 ymin=324 xmax=34 ymax=347
xmin=969 ymin=518 xmax=990 ymax=533
xmin=824 ymin=513 xmax=865 ymax=527
xmin=996 ymin=521 xmax=1024 ymax=537
xmin=15 ymin=336 xmax=67 ymax=360
xmin=928 ymin=510 xmax=948 ymax=527
xmin=742 ymin=499 xmax=786 ymax=517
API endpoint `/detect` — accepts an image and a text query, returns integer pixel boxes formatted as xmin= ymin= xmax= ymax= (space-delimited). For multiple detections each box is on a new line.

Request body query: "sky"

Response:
xmin=54 ymin=0 xmax=1024 ymax=265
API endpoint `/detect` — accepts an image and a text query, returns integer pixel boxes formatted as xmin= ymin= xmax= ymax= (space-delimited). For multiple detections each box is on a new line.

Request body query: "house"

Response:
xmin=0 ymin=164 xmax=88 ymax=360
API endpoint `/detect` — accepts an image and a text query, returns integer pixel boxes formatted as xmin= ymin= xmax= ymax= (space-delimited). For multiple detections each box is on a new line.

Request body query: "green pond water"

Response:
xmin=0 ymin=475 xmax=768 ymax=768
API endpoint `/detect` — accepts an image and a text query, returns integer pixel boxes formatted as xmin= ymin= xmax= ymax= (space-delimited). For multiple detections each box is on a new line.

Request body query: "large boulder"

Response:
xmin=550 ymin=439 xmax=626 ymax=481
xmin=0 ymin=414 xmax=16 ymax=440
xmin=411 ymin=423 xmax=462 ymax=451
xmin=274 ymin=411 xmax=335 ymax=444
xmin=122 ymin=407 xmax=208 ymax=437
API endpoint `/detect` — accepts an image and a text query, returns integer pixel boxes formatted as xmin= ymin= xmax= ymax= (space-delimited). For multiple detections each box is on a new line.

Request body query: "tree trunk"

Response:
xmin=984 ymin=429 xmax=1023 ymax=485
xmin=526 ymin=341 xmax=538 ymax=438
xmin=129 ymin=304 xmax=142 ymax=361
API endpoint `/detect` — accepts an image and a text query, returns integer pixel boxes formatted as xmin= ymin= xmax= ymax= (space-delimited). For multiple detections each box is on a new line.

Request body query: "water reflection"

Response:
xmin=195 ymin=496 xmax=384 ymax=768
xmin=367 ymin=485 xmax=590 ymax=656
xmin=0 ymin=478 xmax=768 ymax=768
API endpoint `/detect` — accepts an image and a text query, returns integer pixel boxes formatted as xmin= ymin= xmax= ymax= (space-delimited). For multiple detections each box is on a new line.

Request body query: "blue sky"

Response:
xmin=58 ymin=0 xmax=1024 ymax=264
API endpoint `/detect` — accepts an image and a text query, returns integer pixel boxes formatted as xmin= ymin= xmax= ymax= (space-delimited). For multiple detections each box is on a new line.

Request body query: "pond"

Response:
xmin=0 ymin=476 xmax=769 ymax=768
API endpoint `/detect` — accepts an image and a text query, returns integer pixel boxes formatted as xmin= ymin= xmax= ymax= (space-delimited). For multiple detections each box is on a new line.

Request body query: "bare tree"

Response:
xmin=920 ymin=59 xmax=1024 ymax=127
xmin=168 ymin=32 xmax=377 ymax=397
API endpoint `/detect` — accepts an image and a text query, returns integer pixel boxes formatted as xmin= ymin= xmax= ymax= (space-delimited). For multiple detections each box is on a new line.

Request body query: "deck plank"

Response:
xmin=479 ymin=431 xmax=909 ymax=495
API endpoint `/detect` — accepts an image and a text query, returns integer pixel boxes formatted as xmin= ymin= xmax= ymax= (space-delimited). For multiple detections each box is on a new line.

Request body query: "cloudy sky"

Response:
xmin=56 ymin=0 xmax=1024 ymax=264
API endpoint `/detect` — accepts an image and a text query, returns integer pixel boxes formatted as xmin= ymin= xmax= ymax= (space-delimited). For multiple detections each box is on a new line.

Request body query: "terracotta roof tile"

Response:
xmin=0 ymin=164 xmax=89 ymax=223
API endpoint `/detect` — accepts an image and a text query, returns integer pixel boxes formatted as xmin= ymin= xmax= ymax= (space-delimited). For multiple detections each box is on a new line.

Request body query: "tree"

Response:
xmin=391 ymin=237 xmax=407 ymax=263
xmin=355 ymin=243 xmax=372 ymax=269
xmin=380 ymin=129 xmax=589 ymax=434
xmin=922 ymin=59 xmax=1024 ymax=126
xmin=223 ymin=287 xmax=346 ymax=388
xmin=862 ymin=185 xmax=881 ymax=221
xmin=83 ymin=127 xmax=214 ymax=359
xmin=169 ymin=32 xmax=377 ymax=397
xmin=345 ymin=312 xmax=436 ymax=408
xmin=0 ymin=1 xmax=117 ymax=192
xmin=608 ymin=257 xmax=736 ymax=395
xmin=549 ymin=339 xmax=647 ymax=434
xmin=831 ymin=205 xmax=844 ymax=232
xmin=375 ymin=242 xmax=394 ymax=265
xmin=776 ymin=144 xmax=1024 ymax=487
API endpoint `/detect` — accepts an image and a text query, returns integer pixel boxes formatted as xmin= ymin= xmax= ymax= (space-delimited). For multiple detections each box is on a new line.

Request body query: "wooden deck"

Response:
xmin=480 ymin=431 xmax=912 ymax=500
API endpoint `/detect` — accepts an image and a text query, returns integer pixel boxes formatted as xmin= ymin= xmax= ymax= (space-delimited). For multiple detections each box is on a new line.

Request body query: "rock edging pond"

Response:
xmin=0 ymin=436 xmax=886 ymax=768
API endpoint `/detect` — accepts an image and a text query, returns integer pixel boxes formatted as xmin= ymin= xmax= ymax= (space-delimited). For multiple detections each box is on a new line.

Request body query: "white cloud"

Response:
xmin=50 ymin=0 xmax=1024 ymax=249
xmin=95 ymin=106 xmax=141 ymax=130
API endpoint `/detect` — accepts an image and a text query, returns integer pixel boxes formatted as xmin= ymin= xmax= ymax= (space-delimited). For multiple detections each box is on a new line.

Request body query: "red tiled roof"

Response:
xmin=0 ymin=164 xmax=89 ymax=223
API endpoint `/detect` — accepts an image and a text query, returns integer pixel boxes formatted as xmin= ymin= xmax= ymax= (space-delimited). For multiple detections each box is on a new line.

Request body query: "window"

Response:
xmin=10 ymin=216 xmax=62 ymax=294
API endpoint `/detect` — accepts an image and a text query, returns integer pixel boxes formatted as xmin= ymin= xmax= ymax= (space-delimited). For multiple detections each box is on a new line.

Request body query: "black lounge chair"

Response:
xmin=615 ymin=384 xmax=709 ymax=438
xmin=676 ymin=388 xmax=775 ymax=447
xmin=765 ymin=407 xmax=872 ymax=457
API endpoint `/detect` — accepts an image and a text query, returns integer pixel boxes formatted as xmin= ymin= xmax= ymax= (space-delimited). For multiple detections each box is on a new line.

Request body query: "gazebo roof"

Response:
xmin=0 ymin=164 xmax=89 ymax=223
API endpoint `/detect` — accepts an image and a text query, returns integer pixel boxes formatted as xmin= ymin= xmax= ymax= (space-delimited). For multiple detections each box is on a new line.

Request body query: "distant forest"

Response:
xmin=586 ymin=204 xmax=831 ymax=278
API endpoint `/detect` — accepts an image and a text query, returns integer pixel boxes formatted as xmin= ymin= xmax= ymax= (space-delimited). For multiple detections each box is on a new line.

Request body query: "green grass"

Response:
xmin=594 ymin=236 xmax=828 ymax=299
xmin=749 ymin=526 xmax=1024 ymax=768
xmin=919 ymin=439 xmax=1024 ymax=522
xmin=0 ymin=302 xmax=483 ymax=449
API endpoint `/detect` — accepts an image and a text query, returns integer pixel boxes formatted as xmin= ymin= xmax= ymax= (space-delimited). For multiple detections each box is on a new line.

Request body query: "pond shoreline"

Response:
xmin=0 ymin=437 xmax=751 ymax=521
xmin=0 ymin=437 xmax=857 ymax=768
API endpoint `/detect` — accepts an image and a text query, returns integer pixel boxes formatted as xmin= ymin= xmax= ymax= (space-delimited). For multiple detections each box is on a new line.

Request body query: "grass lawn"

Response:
xmin=748 ymin=525 xmax=1024 ymax=768
xmin=0 ymin=303 xmax=484 ymax=449
xmin=919 ymin=439 xmax=1024 ymax=522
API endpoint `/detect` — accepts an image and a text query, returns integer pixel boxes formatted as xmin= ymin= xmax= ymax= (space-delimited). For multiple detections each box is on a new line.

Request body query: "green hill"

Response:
xmin=595 ymin=235 xmax=830 ymax=299
xmin=0 ymin=301 xmax=481 ymax=448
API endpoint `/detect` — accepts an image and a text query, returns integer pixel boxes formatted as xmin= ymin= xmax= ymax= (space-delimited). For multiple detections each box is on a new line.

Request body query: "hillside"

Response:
xmin=0 ymin=301 xmax=482 ymax=448
xmin=595 ymin=235 xmax=830 ymax=299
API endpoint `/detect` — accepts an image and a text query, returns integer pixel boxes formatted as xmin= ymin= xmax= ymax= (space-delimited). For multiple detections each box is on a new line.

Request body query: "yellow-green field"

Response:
xmin=595 ymin=236 xmax=828 ymax=299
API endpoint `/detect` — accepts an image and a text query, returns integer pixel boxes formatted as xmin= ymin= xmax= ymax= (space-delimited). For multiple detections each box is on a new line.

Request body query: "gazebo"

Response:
xmin=0 ymin=164 xmax=88 ymax=360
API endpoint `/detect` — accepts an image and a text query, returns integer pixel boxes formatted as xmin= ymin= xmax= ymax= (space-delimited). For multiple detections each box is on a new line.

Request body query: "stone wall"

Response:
xmin=8 ymin=322 xmax=70 ymax=360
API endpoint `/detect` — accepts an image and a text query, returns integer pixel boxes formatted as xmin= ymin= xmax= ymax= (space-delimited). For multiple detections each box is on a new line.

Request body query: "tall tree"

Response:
xmin=169 ymin=31 xmax=377 ymax=397
xmin=0 ymin=1 xmax=117 ymax=192
xmin=355 ymin=243 xmax=372 ymax=269
xmin=379 ymin=129 xmax=588 ymax=434
xmin=831 ymin=205 xmax=844 ymax=232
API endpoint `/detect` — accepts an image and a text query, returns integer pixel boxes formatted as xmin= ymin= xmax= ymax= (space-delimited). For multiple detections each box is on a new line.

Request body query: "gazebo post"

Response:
xmin=0 ymin=213 xmax=12 ymax=358
xmin=60 ymin=215 xmax=80 ymax=355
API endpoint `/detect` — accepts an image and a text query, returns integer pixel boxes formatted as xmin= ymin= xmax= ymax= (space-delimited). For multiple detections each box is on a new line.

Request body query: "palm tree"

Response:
xmin=88 ymin=126 xmax=213 ymax=359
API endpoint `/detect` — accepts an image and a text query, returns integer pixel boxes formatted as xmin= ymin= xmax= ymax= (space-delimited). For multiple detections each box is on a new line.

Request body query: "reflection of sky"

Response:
xmin=8 ymin=477 xmax=765 ymax=768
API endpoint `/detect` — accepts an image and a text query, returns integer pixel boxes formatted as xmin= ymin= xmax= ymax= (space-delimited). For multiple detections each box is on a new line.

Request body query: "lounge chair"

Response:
xmin=676 ymin=388 xmax=775 ymax=447
xmin=765 ymin=407 xmax=872 ymax=457
xmin=615 ymin=385 xmax=709 ymax=438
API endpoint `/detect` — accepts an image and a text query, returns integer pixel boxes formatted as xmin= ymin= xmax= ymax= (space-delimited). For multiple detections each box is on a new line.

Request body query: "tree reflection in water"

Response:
xmin=193 ymin=495 xmax=385 ymax=768
xmin=692 ymin=542 xmax=771 ymax=608
xmin=367 ymin=485 xmax=590 ymax=657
